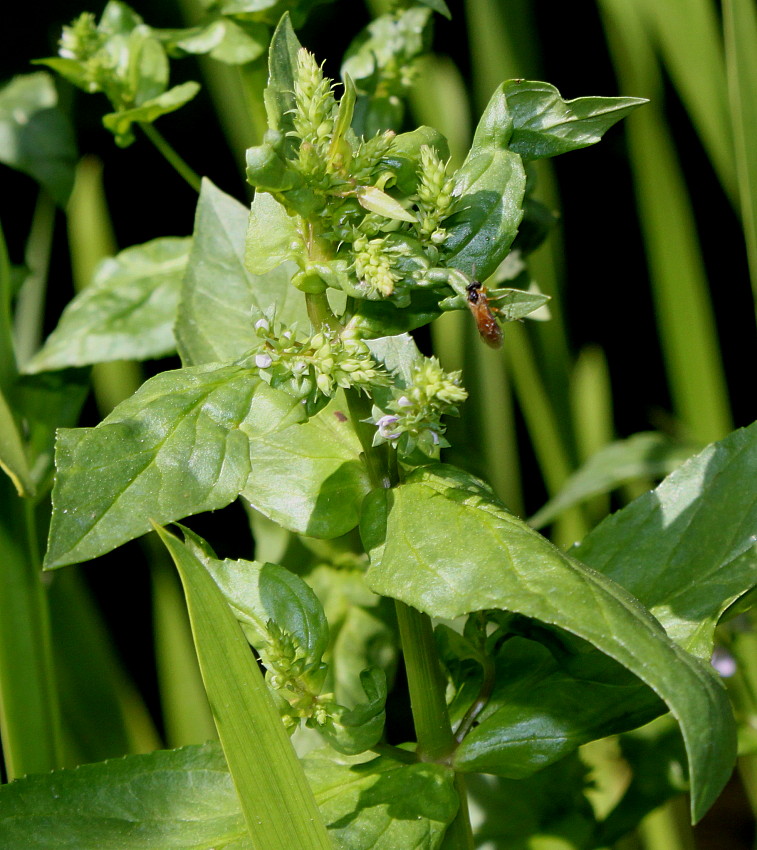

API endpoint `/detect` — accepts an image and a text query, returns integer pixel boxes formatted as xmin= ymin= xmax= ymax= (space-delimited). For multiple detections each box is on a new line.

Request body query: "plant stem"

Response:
xmin=139 ymin=123 xmax=202 ymax=193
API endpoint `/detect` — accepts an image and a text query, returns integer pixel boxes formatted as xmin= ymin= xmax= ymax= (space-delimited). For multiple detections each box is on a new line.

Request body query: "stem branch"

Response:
xmin=139 ymin=123 xmax=202 ymax=193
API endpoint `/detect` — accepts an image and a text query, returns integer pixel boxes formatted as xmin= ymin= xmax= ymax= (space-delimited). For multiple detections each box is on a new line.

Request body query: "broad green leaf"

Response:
xmin=0 ymin=741 xmax=456 ymax=850
xmin=158 ymin=527 xmax=333 ymax=849
xmin=177 ymin=179 xmax=307 ymax=366
xmin=245 ymin=190 xmax=305 ymax=275
xmin=0 ymin=73 xmax=76 ymax=206
xmin=444 ymin=83 xmax=527 ymax=280
xmin=443 ymin=632 xmax=662 ymax=777
xmin=529 ymin=432 xmax=696 ymax=529
xmin=185 ymin=541 xmax=329 ymax=671
xmin=0 ymin=743 xmax=249 ymax=850
xmin=573 ymin=420 xmax=757 ymax=658
xmin=303 ymin=747 xmax=458 ymax=849
xmin=263 ymin=14 xmax=302 ymax=157
xmin=156 ymin=18 xmax=268 ymax=65
xmin=25 ymin=238 xmax=190 ymax=373
xmin=502 ymin=80 xmax=647 ymax=160
xmin=0 ymin=387 xmax=34 ymax=497
xmin=102 ymin=82 xmax=200 ymax=146
xmin=361 ymin=464 xmax=736 ymax=820
xmin=364 ymin=332 xmax=424 ymax=385
xmin=242 ymin=396 xmax=370 ymax=538
xmin=44 ymin=363 xmax=304 ymax=569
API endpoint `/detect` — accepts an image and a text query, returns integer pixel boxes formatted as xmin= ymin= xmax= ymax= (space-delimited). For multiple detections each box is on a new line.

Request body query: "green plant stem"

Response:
xmin=139 ymin=123 xmax=202 ymax=193
xmin=13 ymin=190 xmax=56 ymax=367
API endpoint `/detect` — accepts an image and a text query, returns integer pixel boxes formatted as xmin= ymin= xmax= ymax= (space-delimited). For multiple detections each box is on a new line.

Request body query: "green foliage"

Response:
xmin=1 ymin=1 xmax=754 ymax=848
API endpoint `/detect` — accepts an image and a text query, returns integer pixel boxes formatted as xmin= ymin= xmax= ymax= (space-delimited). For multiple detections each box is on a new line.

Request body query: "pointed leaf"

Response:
xmin=574 ymin=421 xmax=757 ymax=657
xmin=177 ymin=179 xmax=307 ymax=366
xmin=263 ymin=14 xmax=302 ymax=156
xmin=529 ymin=432 xmax=696 ymax=529
xmin=361 ymin=463 xmax=736 ymax=820
xmin=157 ymin=527 xmax=333 ymax=849
xmin=102 ymin=82 xmax=200 ymax=146
xmin=502 ymin=80 xmax=647 ymax=160
xmin=44 ymin=363 xmax=304 ymax=569
xmin=25 ymin=238 xmax=190 ymax=373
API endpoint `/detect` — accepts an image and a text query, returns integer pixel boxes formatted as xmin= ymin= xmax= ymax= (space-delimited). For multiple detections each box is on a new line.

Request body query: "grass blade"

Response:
xmin=156 ymin=524 xmax=333 ymax=850
xmin=723 ymin=0 xmax=757 ymax=318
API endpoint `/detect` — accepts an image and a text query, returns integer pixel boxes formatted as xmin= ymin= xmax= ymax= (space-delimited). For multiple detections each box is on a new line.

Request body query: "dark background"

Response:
xmin=1 ymin=2 xmax=753 ymax=846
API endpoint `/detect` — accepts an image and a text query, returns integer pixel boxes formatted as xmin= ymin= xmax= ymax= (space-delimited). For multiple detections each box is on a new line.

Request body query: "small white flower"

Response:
xmin=376 ymin=415 xmax=401 ymax=440
xmin=396 ymin=396 xmax=413 ymax=408
xmin=254 ymin=318 xmax=270 ymax=331
xmin=255 ymin=353 xmax=273 ymax=369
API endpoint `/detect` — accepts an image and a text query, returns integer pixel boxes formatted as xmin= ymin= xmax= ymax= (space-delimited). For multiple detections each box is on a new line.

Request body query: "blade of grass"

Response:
xmin=723 ymin=0 xmax=757 ymax=321
xmin=66 ymin=156 xmax=142 ymax=414
xmin=596 ymin=0 xmax=732 ymax=444
xmin=156 ymin=524 xmax=334 ymax=849
xmin=150 ymin=541 xmax=217 ymax=748
xmin=0 ymin=477 xmax=63 ymax=779
xmin=636 ymin=0 xmax=736 ymax=205
xmin=570 ymin=344 xmax=614 ymax=522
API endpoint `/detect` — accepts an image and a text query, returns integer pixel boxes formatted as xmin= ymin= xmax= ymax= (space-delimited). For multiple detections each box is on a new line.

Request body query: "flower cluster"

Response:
xmin=371 ymin=357 xmax=467 ymax=457
xmin=247 ymin=316 xmax=389 ymax=413
xmin=415 ymin=145 xmax=455 ymax=243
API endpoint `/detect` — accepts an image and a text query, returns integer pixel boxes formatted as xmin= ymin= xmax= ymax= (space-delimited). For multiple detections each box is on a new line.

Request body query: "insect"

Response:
xmin=466 ymin=280 xmax=504 ymax=349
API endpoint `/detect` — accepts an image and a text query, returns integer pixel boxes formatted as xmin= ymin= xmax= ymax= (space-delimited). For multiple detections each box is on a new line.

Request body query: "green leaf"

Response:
xmin=158 ymin=527 xmax=333 ymax=849
xmin=245 ymin=190 xmax=305 ymax=275
xmin=501 ymin=80 xmax=647 ymax=160
xmin=102 ymin=81 xmax=200 ymax=146
xmin=303 ymin=747 xmax=458 ymax=849
xmin=25 ymin=237 xmax=190 ymax=373
xmin=177 ymin=179 xmax=308 ymax=366
xmin=348 ymin=288 xmax=443 ymax=337
xmin=316 ymin=668 xmax=386 ymax=754
xmin=156 ymin=18 xmax=268 ymax=65
xmin=185 ymin=542 xmax=329 ymax=672
xmin=529 ymin=432 xmax=696 ymax=529
xmin=44 ymin=363 xmax=305 ymax=569
xmin=241 ymin=396 xmax=370 ymax=538
xmin=443 ymin=631 xmax=662 ymax=777
xmin=573 ymin=420 xmax=757 ymax=658
xmin=0 ymin=72 xmax=77 ymax=206
xmin=0 ymin=743 xmax=249 ymax=850
xmin=361 ymin=463 xmax=736 ymax=820
xmin=263 ymin=14 xmax=302 ymax=157
xmin=0 ymin=739 xmax=456 ymax=850
xmin=444 ymin=83 xmax=527 ymax=280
